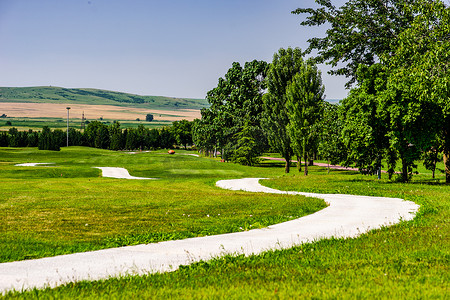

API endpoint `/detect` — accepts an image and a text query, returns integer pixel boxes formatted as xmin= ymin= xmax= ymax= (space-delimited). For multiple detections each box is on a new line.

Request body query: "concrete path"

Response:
xmin=0 ymin=176 xmax=419 ymax=294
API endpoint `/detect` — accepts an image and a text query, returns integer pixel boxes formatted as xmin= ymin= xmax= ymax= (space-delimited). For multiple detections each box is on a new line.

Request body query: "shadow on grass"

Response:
xmin=347 ymin=176 xmax=448 ymax=186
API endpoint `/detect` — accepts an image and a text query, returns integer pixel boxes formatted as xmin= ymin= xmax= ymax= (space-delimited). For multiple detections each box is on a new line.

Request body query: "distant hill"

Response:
xmin=0 ymin=86 xmax=209 ymax=110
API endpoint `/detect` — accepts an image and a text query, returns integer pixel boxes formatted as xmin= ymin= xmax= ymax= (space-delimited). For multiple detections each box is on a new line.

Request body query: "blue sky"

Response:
xmin=0 ymin=0 xmax=348 ymax=100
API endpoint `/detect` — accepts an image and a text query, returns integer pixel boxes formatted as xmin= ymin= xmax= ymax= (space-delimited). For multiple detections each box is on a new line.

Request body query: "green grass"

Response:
xmin=2 ymin=148 xmax=449 ymax=298
xmin=0 ymin=117 xmax=172 ymax=131
xmin=0 ymin=147 xmax=325 ymax=263
xmin=0 ymin=86 xmax=208 ymax=110
xmin=260 ymin=153 xmax=446 ymax=177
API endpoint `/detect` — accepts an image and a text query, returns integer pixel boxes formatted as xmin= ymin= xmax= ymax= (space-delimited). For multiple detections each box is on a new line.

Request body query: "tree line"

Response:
xmin=0 ymin=120 xmax=193 ymax=152
xmin=193 ymin=0 xmax=449 ymax=183
xmin=1 ymin=0 xmax=448 ymax=183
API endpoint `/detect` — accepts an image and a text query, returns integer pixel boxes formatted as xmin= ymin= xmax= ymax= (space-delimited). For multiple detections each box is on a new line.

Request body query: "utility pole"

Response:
xmin=81 ymin=111 xmax=85 ymax=130
xmin=66 ymin=107 xmax=71 ymax=147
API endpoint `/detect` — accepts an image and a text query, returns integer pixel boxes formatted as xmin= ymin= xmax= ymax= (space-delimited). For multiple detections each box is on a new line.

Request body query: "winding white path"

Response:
xmin=1 ymin=174 xmax=419 ymax=294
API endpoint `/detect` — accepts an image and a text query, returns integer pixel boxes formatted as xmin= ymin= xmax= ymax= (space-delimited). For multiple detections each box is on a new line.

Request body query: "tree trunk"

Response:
xmin=327 ymin=158 xmax=330 ymax=174
xmin=296 ymin=155 xmax=302 ymax=172
xmin=377 ymin=156 xmax=382 ymax=180
xmin=401 ymin=158 xmax=408 ymax=182
xmin=432 ymin=158 xmax=436 ymax=179
xmin=444 ymin=151 xmax=450 ymax=183
xmin=303 ymin=140 xmax=308 ymax=176
xmin=304 ymin=153 xmax=308 ymax=176
xmin=285 ymin=158 xmax=290 ymax=173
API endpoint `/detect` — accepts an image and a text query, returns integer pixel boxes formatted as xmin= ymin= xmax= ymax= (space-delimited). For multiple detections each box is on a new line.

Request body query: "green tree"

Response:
xmin=136 ymin=125 xmax=149 ymax=150
xmin=339 ymin=64 xmax=391 ymax=177
xmin=296 ymin=0 xmax=449 ymax=182
xmin=318 ymin=102 xmax=347 ymax=174
xmin=68 ymin=128 xmax=83 ymax=147
xmin=148 ymin=128 xmax=160 ymax=149
xmin=423 ymin=145 xmax=443 ymax=179
xmin=94 ymin=125 xmax=109 ymax=149
xmin=8 ymin=127 xmax=20 ymax=147
xmin=53 ymin=129 xmax=66 ymax=148
xmin=146 ymin=114 xmax=154 ymax=122
xmin=109 ymin=122 xmax=123 ymax=150
xmin=84 ymin=121 xmax=104 ymax=147
xmin=159 ymin=126 xmax=175 ymax=149
xmin=26 ymin=129 xmax=39 ymax=147
xmin=293 ymin=0 xmax=415 ymax=87
xmin=263 ymin=47 xmax=305 ymax=173
xmin=381 ymin=0 xmax=450 ymax=182
xmin=199 ymin=60 xmax=268 ymax=161
xmin=125 ymin=128 xmax=138 ymax=150
xmin=285 ymin=60 xmax=325 ymax=175
xmin=192 ymin=117 xmax=217 ymax=156
xmin=230 ymin=122 xmax=261 ymax=166
xmin=172 ymin=120 xmax=193 ymax=150
xmin=0 ymin=132 xmax=8 ymax=146
xmin=38 ymin=126 xmax=60 ymax=151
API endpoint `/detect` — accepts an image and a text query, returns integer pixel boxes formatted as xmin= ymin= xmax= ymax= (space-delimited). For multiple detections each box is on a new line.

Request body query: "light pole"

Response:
xmin=66 ymin=107 xmax=71 ymax=147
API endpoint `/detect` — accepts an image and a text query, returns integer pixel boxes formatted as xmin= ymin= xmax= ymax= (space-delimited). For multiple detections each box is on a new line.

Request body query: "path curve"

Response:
xmin=0 ymin=177 xmax=419 ymax=293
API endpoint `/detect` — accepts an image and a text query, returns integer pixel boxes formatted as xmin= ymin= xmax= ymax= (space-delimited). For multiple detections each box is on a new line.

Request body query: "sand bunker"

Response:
xmin=15 ymin=163 xmax=55 ymax=167
xmin=93 ymin=167 xmax=156 ymax=180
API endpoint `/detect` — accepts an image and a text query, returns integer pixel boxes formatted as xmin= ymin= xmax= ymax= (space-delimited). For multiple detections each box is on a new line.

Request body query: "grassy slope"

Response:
xmin=0 ymin=86 xmax=208 ymax=110
xmin=2 ymin=149 xmax=448 ymax=299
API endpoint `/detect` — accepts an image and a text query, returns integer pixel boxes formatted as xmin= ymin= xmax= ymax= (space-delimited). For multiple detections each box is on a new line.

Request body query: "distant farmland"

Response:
xmin=0 ymin=102 xmax=201 ymax=122
xmin=0 ymin=86 xmax=207 ymax=130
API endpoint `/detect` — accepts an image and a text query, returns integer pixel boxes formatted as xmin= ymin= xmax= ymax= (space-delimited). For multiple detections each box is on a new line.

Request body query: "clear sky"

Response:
xmin=0 ymin=0 xmax=348 ymax=100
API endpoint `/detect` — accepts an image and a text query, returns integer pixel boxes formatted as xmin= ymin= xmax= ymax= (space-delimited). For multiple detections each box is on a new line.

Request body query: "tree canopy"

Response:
xmin=196 ymin=60 xmax=268 ymax=162
xmin=263 ymin=47 xmax=305 ymax=173
xmin=286 ymin=60 xmax=325 ymax=175
xmin=293 ymin=0 xmax=415 ymax=87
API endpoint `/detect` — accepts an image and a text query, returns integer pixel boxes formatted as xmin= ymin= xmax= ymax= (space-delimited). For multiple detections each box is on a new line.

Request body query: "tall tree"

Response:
xmin=172 ymin=120 xmax=193 ymax=150
xmin=339 ymin=64 xmax=391 ymax=177
xmin=295 ymin=0 xmax=449 ymax=182
xmin=285 ymin=60 xmax=325 ymax=175
xmin=84 ymin=121 xmax=107 ymax=148
xmin=292 ymin=0 xmax=415 ymax=87
xmin=148 ymin=128 xmax=160 ymax=149
xmin=317 ymin=102 xmax=347 ymax=174
xmin=230 ymin=121 xmax=261 ymax=166
xmin=381 ymin=0 xmax=450 ymax=182
xmin=109 ymin=122 xmax=123 ymax=150
xmin=263 ymin=47 xmax=305 ymax=173
xmin=198 ymin=60 xmax=268 ymax=161
xmin=159 ymin=126 xmax=175 ymax=149
xmin=38 ymin=126 xmax=60 ymax=151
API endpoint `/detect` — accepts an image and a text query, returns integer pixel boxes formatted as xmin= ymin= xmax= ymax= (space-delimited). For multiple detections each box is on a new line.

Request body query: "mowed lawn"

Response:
xmin=0 ymin=147 xmax=325 ymax=263
xmin=1 ymin=147 xmax=448 ymax=298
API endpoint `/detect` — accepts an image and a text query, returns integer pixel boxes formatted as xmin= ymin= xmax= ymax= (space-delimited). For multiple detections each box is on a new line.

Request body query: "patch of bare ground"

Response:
xmin=0 ymin=102 xmax=201 ymax=121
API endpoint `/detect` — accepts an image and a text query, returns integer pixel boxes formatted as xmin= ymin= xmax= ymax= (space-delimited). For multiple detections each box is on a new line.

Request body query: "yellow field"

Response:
xmin=0 ymin=102 xmax=201 ymax=121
